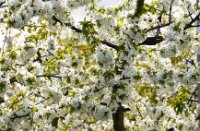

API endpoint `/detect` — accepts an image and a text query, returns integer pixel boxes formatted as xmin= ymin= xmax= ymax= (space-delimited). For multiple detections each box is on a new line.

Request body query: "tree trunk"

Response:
xmin=112 ymin=104 xmax=125 ymax=131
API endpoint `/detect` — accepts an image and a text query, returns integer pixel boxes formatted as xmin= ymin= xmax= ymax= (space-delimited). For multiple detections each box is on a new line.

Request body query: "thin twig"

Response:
xmin=36 ymin=97 xmax=49 ymax=105
xmin=0 ymin=2 xmax=6 ymax=8
xmin=139 ymin=36 xmax=164 ymax=45
xmin=187 ymin=99 xmax=198 ymax=102
xmin=184 ymin=12 xmax=200 ymax=30
xmin=54 ymin=17 xmax=119 ymax=50
xmin=188 ymin=86 xmax=198 ymax=106
xmin=36 ymin=74 xmax=62 ymax=79
xmin=186 ymin=5 xmax=194 ymax=21
xmin=134 ymin=0 xmax=145 ymax=18
xmin=146 ymin=22 xmax=173 ymax=32
xmin=24 ymin=24 xmax=45 ymax=27
xmin=10 ymin=113 xmax=30 ymax=121
xmin=167 ymin=91 xmax=178 ymax=99
xmin=169 ymin=0 xmax=175 ymax=23
xmin=136 ymin=105 xmax=143 ymax=119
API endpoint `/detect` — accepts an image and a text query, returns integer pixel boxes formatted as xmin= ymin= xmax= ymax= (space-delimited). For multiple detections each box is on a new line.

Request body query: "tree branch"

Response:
xmin=186 ymin=5 xmax=194 ymax=21
xmin=147 ymin=11 xmax=199 ymax=32
xmin=10 ymin=113 xmax=30 ymax=121
xmin=143 ymin=11 xmax=200 ymax=46
xmin=187 ymin=24 xmax=200 ymax=28
xmin=184 ymin=12 xmax=200 ymax=30
xmin=166 ymin=127 xmax=175 ymax=131
xmin=149 ymin=0 xmax=174 ymax=35
xmin=33 ymin=48 xmax=42 ymax=63
xmin=187 ymin=99 xmax=197 ymax=102
xmin=169 ymin=0 xmax=175 ymax=23
xmin=67 ymin=25 xmax=119 ymax=50
xmin=52 ymin=17 xmax=120 ymax=50
xmin=36 ymin=74 xmax=62 ymax=79
xmin=134 ymin=0 xmax=145 ymax=18
xmin=68 ymin=24 xmax=119 ymax=50
xmin=146 ymin=22 xmax=173 ymax=32
xmin=111 ymin=84 xmax=125 ymax=131
xmin=136 ymin=105 xmax=143 ymax=119
xmin=112 ymin=104 xmax=125 ymax=131
xmin=101 ymin=40 xmax=120 ymax=50
xmin=139 ymin=36 xmax=164 ymax=45
xmin=36 ymin=97 xmax=50 ymax=105
xmin=9 ymin=76 xmax=18 ymax=83
xmin=188 ymin=86 xmax=198 ymax=106
xmin=167 ymin=91 xmax=178 ymax=99
xmin=0 ymin=2 xmax=6 ymax=8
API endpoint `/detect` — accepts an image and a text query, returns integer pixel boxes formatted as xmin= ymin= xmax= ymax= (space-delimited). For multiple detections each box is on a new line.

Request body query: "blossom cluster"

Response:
xmin=0 ymin=0 xmax=200 ymax=130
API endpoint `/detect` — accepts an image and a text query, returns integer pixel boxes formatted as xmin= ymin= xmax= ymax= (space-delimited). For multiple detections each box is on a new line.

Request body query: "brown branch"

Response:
xmin=144 ymin=0 xmax=174 ymax=33
xmin=10 ymin=113 xmax=30 ymax=121
xmin=9 ymin=76 xmax=18 ymax=83
xmin=9 ymin=76 xmax=26 ymax=86
xmin=33 ymin=48 xmax=42 ymax=63
xmin=101 ymin=40 xmax=120 ymax=50
xmin=147 ymin=11 xmax=199 ymax=32
xmin=120 ymin=77 xmax=130 ymax=80
xmin=134 ymin=0 xmax=145 ymax=18
xmin=52 ymin=16 xmax=63 ymax=25
xmin=112 ymin=104 xmax=125 ymax=131
xmin=187 ymin=99 xmax=198 ymax=102
xmin=123 ymin=108 xmax=131 ymax=112
xmin=0 ymin=2 xmax=5 ymax=6
xmin=123 ymin=31 xmax=133 ymax=40
xmin=62 ymin=19 xmax=119 ymax=50
xmin=167 ymin=91 xmax=178 ymax=99
xmin=166 ymin=128 xmax=174 ymax=131
xmin=146 ymin=22 xmax=173 ymax=32
xmin=68 ymin=26 xmax=119 ymax=50
xmin=188 ymin=24 xmax=200 ymax=28
xmin=136 ymin=105 xmax=143 ymax=119
xmin=139 ymin=36 xmax=164 ymax=45
xmin=146 ymin=4 xmax=200 ymax=46
xmin=70 ymin=25 xmax=82 ymax=33
xmin=111 ymin=84 xmax=125 ymax=131
xmin=188 ymin=86 xmax=198 ymax=106
xmin=36 ymin=74 xmax=62 ymax=79
xmin=143 ymin=11 xmax=200 ymax=46
xmin=24 ymin=24 xmax=45 ymax=27
xmin=184 ymin=12 xmax=200 ymax=30
xmin=186 ymin=5 xmax=194 ymax=21
xmin=169 ymin=0 xmax=175 ymax=23
xmin=36 ymin=97 xmax=49 ymax=105
xmin=0 ymin=2 xmax=6 ymax=8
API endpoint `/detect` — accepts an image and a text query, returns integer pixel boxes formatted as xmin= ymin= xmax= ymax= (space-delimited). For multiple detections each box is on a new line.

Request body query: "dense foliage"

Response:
xmin=0 ymin=0 xmax=200 ymax=130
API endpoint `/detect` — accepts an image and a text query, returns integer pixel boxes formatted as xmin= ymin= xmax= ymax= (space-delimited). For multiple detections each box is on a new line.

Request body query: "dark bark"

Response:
xmin=36 ymin=74 xmax=62 ymax=79
xmin=184 ymin=12 xmax=200 ymax=30
xmin=166 ymin=128 xmax=174 ymax=131
xmin=146 ymin=22 xmax=172 ymax=32
xmin=140 ymin=36 xmax=164 ymax=45
xmin=134 ymin=0 xmax=145 ymax=18
xmin=112 ymin=104 xmax=125 ymax=131
xmin=111 ymin=84 xmax=125 ymax=131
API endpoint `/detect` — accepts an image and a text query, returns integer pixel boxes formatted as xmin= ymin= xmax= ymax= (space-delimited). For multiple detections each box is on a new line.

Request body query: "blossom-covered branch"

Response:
xmin=134 ymin=0 xmax=145 ymax=18
xmin=52 ymin=16 xmax=120 ymax=50
xmin=184 ymin=12 xmax=200 ymax=30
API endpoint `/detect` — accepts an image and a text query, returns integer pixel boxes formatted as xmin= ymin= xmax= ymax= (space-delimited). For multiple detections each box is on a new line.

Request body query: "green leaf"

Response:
xmin=103 ymin=71 xmax=114 ymax=82
xmin=0 ymin=81 xmax=6 ymax=92
xmin=69 ymin=106 xmax=75 ymax=114
xmin=173 ymin=21 xmax=181 ymax=32
xmin=9 ymin=51 xmax=17 ymax=60
xmin=26 ymin=76 xmax=36 ymax=85
xmin=134 ymin=83 xmax=158 ymax=104
xmin=167 ymin=86 xmax=191 ymax=114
